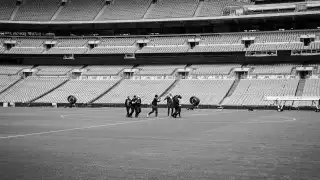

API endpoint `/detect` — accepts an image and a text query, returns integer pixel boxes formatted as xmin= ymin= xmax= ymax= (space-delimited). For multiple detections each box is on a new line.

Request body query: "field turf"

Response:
xmin=0 ymin=107 xmax=319 ymax=180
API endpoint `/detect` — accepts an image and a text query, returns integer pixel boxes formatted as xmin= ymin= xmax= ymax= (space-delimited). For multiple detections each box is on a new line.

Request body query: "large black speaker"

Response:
xmin=67 ymin=95 xmax=77 ymax=105
xmin=190 ymin=96 xmax=200 ymax=106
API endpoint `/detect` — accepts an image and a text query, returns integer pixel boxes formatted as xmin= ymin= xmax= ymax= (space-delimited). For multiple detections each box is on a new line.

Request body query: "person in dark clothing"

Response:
xmin=135 ymin=96 xmax=142 ymax=117
xmin=128 ymin=95 xmax=137 ymax=118
xmin=125 ymin=96 xmax=132 ymax=117
xmin=148 ymin=95 xmax=160 ymax=117
xmin=163 ymin=93 xmax=174 ymax=116
xmin=172 ymin=95 xmax=182 ymax=118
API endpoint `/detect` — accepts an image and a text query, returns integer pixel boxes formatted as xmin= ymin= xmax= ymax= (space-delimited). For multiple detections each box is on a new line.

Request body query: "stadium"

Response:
xmin=1 ymin=0 xmax=320 ymax=179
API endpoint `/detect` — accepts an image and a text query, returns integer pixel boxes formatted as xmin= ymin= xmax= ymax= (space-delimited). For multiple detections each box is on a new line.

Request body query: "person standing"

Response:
xmin=147 ymin=95 xmax=160 ymax=117
xmin=125 ymin=96 xmax=132 ymax=117
xmin=172 ymin=95 xmax=182 ymax=118
xmin=135 ymin=95 xmax=142 ymax=117
xmin=164 ymin=93 xmax=174 ymax=116
xmin=128 ymin=95 xmax=137 ymax=117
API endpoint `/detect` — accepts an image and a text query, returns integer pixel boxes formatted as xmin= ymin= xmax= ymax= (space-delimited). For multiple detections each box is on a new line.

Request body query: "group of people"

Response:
xmin=124 ymin=93 xmax=182 ymax=118
xmin=125 ymin=95 xmax=142 ymax=118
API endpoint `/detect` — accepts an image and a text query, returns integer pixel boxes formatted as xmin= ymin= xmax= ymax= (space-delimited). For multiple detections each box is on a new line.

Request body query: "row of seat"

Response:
xmin=3 ymin=77 xmax=319 ymax=107
xmin=0 ymin=76 xmax=67 ymax=103
xmin=222 ymin=79 xmax=299 ymax=106
xmin=1 ymin=64 xmax=319 ymax=76
xmin=2 ymin=31 xmax=319 ymax=47
xmin=11 ymin=0 xmax=320 ymax=21
xmin=3 ymin=43 xmax=320 ymax=55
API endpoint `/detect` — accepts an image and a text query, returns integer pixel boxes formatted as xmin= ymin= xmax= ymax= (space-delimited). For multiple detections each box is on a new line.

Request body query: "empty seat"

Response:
xmin=146 ymin=0 xmax=198 ymax=19
xmin=0 ymin=0 xmax=16 ymax=20
xmin=294 ymin=79 xmax=320 ymax=107
xmin=189 ymin=44 xmax=244 ymax=52
xmin=47 ymin=47 xmax=88 ymax=54
xmin=55 ymin=0 xmax=105 ymax=21
xmin=0 ymin=77 xmax=67 ymax=103
xmin=36 ymin=66 xmax=82 ymax=76
xmin=0 ymin=65 xmax=33 ymax=75
xmin=136 ymin=46 xmax=189 ymax=53
xmin=88 ymin=47 xmax=137 ymax=54
xmin=97 ymin=0 xmax=150 ymax=20
xmin=190 ymin=64 xmax=240 ymax=75
xmin=83 ymin=65 xmax=132 ymax=76
xmin=248 ymin=64 xmax=294 ymax=74
xmin=95 ymin=79 xmax=174 ymax=104
xmin=163 ymin=79 xmax=234 ymax=105
xmin=0 ymin=75 xmax=20 ymax=92
xmin=15 ymin=0 xmax=60 ymax=21
xmin=135 ymin=65 xmax=185 ymax=75
xmin=36 ymin=80 xmax=119 ymax=103
xmin=6 ymin=47 xmax=45 ymax=54
xmin=223 ymin=79 xmax=299 ymax=106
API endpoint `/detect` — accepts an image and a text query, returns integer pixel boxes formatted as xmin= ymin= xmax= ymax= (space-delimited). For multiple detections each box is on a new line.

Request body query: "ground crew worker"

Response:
xmin=164 ymin=93 xmax=174 ymax=116
xmin=125 ymin=96 xmax=132 ymax=117
xmin=148 ymin=95 xmax=160 ymax=117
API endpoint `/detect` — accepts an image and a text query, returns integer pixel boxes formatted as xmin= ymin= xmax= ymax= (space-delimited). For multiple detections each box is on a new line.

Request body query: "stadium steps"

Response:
xmin=160 ymin=79 xmax=180 ymax=98
xmin=143 ymin=2 xmax=155 ymax=19
xmin=94 ymin=3 xmax=109 ymax=21
xmin=89 ymin=78 xmax=123 ymax=103
xmin=193 ymin=0 xmax=204 ymax=17
xmin=10 ymin=4 xmax=20 ymax=21
xmin=51 ymin=5 xmax=64 ymax=21
xmin=0 ymin=77 xmax=22 ymax=96
xmin=28 ymin=79 xmax=69 ymax=103
xmin=294 ymin=78 xmax=306 ymax=96
xmin=219 ymin=79 xmax=240 ymax=105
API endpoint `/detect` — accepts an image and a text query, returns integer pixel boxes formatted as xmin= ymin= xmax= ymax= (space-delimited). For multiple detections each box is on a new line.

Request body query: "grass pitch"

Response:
xmin=0 ymin=107 xmax=319 ymax=180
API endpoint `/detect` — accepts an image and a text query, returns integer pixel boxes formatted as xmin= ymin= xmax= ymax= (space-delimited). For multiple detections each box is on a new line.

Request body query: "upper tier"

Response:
xmin=1 ymin=29 xmax=320 ymax=54
xmin=0 ymin=0 xmax=319 ymax=23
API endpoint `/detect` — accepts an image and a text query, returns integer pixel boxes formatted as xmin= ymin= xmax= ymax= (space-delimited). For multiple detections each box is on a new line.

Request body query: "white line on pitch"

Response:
xmin=0 ymin=117 xmax=169 ymax=140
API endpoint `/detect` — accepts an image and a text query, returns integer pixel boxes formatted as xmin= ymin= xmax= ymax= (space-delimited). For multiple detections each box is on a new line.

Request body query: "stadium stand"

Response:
xmin=247 ymin=43 xmax=304 ymax=51
xmin=247 ymin=64 xmax=294 ymax=74
xmin=148 ymin=36 xmax=189 ymax=46
xmin=54 ymin=0 xmax=105 ymax=21
xmin=222 ymin=79 xmax=299 ymax=106
xmin=95 ymin=79 xmax=175 ymax=104
xmin=293 ymin=79 xmax=320 ymax=107
xmin=189 ymin=44 xmax=244 ymax=52
xmin=6 ymin=47 xmax=45 ymax=54
xmin=190 ymin=64 xmax=240 ymax=75
xmin=136 ymin=45 xmax=190 ymax=53
xmin=56 ymin=38 xmax=88 ymax=47
xmin=46 ymin=47 xmax=89 ymax=54
xmin=97 ymin=0 xmax=151 ymax=20
xmin=0 ymin=0 xmax=16 ymax=20
xmin=146 ymin=0 xmax=199 ymax=19
xmin=36 ymin=80 xmax=119 ymax=103
xmin=200 ymin=34 xmax=242 ymax=45
xmin=197 ymin=0 xmax=253 ymax=17
xmin=36 ymin=66 xmax=82 ymax=76
xmin=15 ymin=38 xmax=45 ymax=47
xmin=88 ymin=46 xmax=137 ymax=54
xmin=164 ymin=79 xmax=235 ymax=105
xmin=99 ymin=37 xmax=137 ymax=46
xmin=82 ymin=65 xmax=131 ymax=76
xmin=14 ymin=0 xmax=61 ymax=21
xmin=0 ymin=65 xmax=33 ymax=75
xmin=0 ymin=47 xmax=5 ymax=54
xmin=0 ymin=77 xmax=67 ymax=103
xmin=135 ymin=65 xmax=185 ymax=75
xmin=0 ymin=75 xmax=20 ymax=93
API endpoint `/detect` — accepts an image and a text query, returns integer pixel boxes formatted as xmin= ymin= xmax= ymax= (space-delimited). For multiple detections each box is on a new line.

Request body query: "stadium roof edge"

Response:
xmin=0 ymin=11 xmax=319 ymax=25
